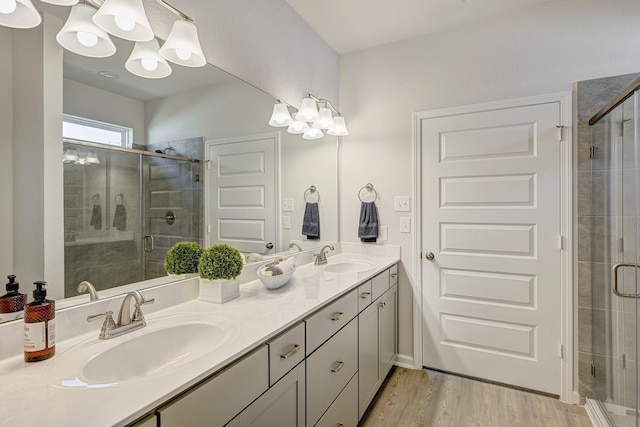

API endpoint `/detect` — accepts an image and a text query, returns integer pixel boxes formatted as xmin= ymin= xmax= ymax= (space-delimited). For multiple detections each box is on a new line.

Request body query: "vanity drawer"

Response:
xmin=357 ymin=280 xmax=373 ymax=312
xmin=157 ymin=345 xmax=268 ymax=427
xmin=267 ymin=322 xmax=305 ymax=386
xmin=306 ymin=318 xmax=358 ymax=427
xmin=371 ymin=269 xmax=390 ymax=301
xmin=390 ymin=263 xmax=398 ymax=286
xmin=315 ymin=373 xmax=358 ymax=427
xmin=305 ymin=289 xmax=358 ymax=355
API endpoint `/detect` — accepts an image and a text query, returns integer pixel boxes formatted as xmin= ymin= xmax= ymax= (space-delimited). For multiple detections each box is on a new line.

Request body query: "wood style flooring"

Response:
xmin=359 ymin=368 xmax=592 ymax=427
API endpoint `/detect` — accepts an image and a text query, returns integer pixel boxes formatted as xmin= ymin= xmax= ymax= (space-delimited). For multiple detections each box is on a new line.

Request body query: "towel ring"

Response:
xmin=115 ymin=193 xmax=124 ymax=206
xmin=304 ymin=185 xmax=321 ymax=203
xmin=92 ymin=194 xmax=100 ymax=205
xmin=358 ymin=183 xmax=378 ymax=202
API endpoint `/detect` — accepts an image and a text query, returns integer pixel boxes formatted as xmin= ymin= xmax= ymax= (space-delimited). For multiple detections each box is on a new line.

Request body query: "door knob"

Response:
xmin=266 ymin=242 xmax=274 ymax=250
xmin=425 ymin=252 xmax=435 ymax=261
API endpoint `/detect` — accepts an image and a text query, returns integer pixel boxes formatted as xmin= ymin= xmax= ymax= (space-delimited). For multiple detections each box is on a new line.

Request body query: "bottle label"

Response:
xmin=0 ymin=309 xmax=24 ymax=324
xmin=24 ymin=321 xmax=46 ymax=352
xmin=48 ymin=318 xmax=56 ymax=347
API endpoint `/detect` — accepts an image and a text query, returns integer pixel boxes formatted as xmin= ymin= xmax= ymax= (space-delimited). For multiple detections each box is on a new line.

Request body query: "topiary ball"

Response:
xmin=164 ymin=242 xmax=204 ymax=275
xmin=198 ymin=244 xmax=244 ymax=281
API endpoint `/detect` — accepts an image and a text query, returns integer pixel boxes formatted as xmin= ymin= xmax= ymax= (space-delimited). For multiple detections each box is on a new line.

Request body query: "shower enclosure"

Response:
xmin=63 ymin=140 xmax=201 ymax=298
xmin=588 ymin=83 xmax=640 ymax=426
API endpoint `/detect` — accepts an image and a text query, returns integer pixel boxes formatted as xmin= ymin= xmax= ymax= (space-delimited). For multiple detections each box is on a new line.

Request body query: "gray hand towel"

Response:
xmin=113 ymin=204 xmax=127 ymax=231
xmin=358 ymin=202 xmax=378 ymax=243
xmin=90 ymin=204 xmax=102 ymax=230
xmin=302 ymin=202 xmax=320 ymax=240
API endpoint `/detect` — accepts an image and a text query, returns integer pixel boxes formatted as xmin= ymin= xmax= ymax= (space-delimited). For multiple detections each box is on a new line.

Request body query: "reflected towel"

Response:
xmin=302 ymin=202 xmax=320 ymax=240
xmin=358 ymin=202 xmax=378 ymax=243
xmin=113 ymin=204 xmax=127 ymax=231
xmin=277 ymin=257 xmax=296 ymax=273
xmin=90 ymin=204 xmax=102 ymax=230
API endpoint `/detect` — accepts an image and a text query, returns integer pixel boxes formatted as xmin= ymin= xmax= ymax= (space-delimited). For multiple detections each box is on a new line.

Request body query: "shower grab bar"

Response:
xmin=613 ymin=263 xmax=640 ymax=298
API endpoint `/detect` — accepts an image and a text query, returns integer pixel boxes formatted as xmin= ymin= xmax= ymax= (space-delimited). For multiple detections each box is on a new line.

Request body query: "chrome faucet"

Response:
xmin=77 ymin=281 xmax=99 ymax=301
xmin=87 ymin=291 xmax=155 ymax=340
xmin=289 ymin=242 xmax=303 ymax=252
xmin=314 ymin=245 xmax=335 ymax=266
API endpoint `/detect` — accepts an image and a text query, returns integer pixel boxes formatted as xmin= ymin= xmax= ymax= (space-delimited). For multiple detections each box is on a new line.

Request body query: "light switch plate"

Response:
xmin=400 ymin=217 xmax=411 ymax=233
xmin=282 ymin=198 xmax=294 ymax=212
xmin=282 ymin=216 xmax=291 ymax=229
xmin=380 ymin=226 xmax=388 ymax=241
xmin=394 ymin=196 xmax=410 ymax=212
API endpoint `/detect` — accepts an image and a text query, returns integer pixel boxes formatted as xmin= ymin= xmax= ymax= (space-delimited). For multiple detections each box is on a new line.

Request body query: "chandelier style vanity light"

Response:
xmin=0 ymin=0 xmax=206 ymax=79
xmin=268 ymin=94 xmax=349 ymax=140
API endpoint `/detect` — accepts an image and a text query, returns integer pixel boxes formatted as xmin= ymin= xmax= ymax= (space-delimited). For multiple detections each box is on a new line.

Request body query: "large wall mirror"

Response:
xmin=1 ymin=4 xmax=338 ymax=317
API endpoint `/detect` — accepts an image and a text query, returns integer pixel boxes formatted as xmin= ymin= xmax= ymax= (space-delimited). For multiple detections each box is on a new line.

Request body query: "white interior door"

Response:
xmin=420 ymin=100 xmax=562 ymax=395
xmin=206 ymin=134 xmax=277 ymax=254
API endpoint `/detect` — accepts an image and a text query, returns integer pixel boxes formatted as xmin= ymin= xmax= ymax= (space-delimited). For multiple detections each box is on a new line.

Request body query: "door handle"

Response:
xmin=266 ymin=242 xmax=274 ymax=250
xmin=425 ymin=252 xmax=435 ymax=261
xmin=144 ymin=235 xmax=154 ymax=252
xmin=613 ymin=263 xmax=640 ymax=298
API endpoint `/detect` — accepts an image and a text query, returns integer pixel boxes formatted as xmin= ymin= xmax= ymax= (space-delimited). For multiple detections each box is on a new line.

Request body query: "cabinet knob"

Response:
xmin=330 ymin=312 xmax=344 ymax=321
xmin=378 ymin=301 xmax=386 ymax=309
xmin=280 ymin=344 xmax=301 ymax=359
xmin=360 ymin=292 xmax=371 ymax=299
xmin=390 ymin=273 xmax=398 ymax=278
xmin=331 ymin=361 xmax=345 ymax=373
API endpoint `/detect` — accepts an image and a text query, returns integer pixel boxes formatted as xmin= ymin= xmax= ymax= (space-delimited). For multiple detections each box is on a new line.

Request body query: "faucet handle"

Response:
xmin=87 ymin=310 xmax=117 ymax=340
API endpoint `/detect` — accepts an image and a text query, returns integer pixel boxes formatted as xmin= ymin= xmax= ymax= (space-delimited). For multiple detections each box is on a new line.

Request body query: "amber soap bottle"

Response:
xmin=24 ymin=281 xmax=56 ymax=362
xmin=0 ymin=275 xmax=26 ymax=323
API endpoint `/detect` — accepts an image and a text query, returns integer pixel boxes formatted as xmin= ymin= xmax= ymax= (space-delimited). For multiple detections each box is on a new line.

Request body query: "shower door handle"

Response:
xmin=144 ymin=235 xmax=154 ymax=253
xmin=613 ymin=263 xmax=640 ymax=298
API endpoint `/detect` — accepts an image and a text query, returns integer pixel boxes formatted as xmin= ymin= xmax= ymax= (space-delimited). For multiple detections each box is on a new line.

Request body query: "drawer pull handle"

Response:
xmin=330 ymin=312 xmax=344 ymax=321
xmin=378 ymin=301 xmax=386 ymax=309
xmin=360 ymin=292 xmax=371 ymax=299
xmin=280 ymin=344 xmax=301 ymax=359
xmin=338 ymin=424 xmax=345 ymax=427
xmin=390 ymin=273 xmax=398 ymax=278
xmin=331 ymin=361 xmax=345 ymax=373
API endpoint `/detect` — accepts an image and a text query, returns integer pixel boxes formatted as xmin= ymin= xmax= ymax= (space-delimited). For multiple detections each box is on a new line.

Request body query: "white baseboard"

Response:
xmin=394 ymin=353 xmax=417 ymax=369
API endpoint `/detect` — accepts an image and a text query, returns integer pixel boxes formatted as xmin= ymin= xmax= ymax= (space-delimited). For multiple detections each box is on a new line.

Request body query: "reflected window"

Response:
xmin=63 ymin=115 xmax=132 ymax=148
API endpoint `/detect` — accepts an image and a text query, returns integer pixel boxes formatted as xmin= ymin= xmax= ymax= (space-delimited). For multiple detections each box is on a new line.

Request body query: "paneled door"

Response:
xmin=206 ymin=134 xmax=277 ymax=254
xmin=420 ymin=99 xmax=562 ymax=394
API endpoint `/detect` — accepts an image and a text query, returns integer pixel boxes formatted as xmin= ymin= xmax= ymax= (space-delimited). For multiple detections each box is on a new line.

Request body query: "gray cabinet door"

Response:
xmin=358 ymin=300 xmax=379 ymax=419
xmin=379 ymin=284 xmax=398 ymax=379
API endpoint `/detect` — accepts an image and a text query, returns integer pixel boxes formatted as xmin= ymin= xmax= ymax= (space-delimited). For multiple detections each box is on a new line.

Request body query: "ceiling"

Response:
xmin=285 ymin=0 xmax=557 ymax=54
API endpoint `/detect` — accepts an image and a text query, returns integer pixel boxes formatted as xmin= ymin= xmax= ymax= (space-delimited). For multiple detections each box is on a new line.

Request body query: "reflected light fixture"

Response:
xmin=159 ymin=19 xmax=206 ymax=67
xmin=92 ymin=0 xmax=154 ymax=42
xmin=56 ymin=4 xmax=115 ymax=58
xmin=0 ymin=0 xmax=41 ymax=29
xmin=40 ymin=0 xmax=78 ymax=5
xmin=269 ymin=94 xmax=348 ymax=140
xmin=126 ymin=39 xmax=172 ymax=79
xmin=85 ymin=152 xmax=100 ymax=164
xmin=62 ymin=149 xmax=79 ymax=163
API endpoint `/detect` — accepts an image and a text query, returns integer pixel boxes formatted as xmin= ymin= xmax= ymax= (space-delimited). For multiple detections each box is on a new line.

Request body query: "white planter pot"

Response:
xmin=199 ymin=277 xmax=240 ymax=303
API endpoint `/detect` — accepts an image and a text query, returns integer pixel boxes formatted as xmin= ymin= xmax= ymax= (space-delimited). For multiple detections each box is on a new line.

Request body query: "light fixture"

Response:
xmin=327 ymin=115 xmax=349 ymax=136
xmin=303 ymin=127 xmax=324 ymax=140
xmin=85 ymin=152 xmax=100 ymax=164
xmin=0 ymin=0 xmax=41 ymax=29
xmin=62 ymin=149 xmax=79 ymax=163
xmin=57 ymin=4 xmax=116 ymax=58
xmin=313 ymin=107 xmax=334 ymax=130
xmin=287 ymin=120 xmax=310 ymax=135
xmin=92 ymin=0 xmax=154 ymax=42
xmin=159 ymin=20 xmax=206 ymax=67
xmin=126 ymin=39 xmax=172 ymax=79
xmin=295 ymin=96 xmax=319 ymax=122
xmin=268 ymin=101 xmax=293 ymax=127
xmin=40 ymin=0 xmax=78 ymax=5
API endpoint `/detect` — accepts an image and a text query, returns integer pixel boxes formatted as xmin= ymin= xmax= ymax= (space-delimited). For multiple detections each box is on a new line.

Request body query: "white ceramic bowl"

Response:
xmin=257 ymin=263 xmax=296 ymax=290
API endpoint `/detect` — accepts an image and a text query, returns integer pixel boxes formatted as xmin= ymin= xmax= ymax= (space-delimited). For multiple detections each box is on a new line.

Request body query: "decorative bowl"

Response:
xmin=257 ymin=263 xmax=296 ymax=290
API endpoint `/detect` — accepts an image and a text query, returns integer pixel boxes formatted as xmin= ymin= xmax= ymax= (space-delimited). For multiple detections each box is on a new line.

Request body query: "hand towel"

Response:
xmin=277 ymin=257 xmax=296 ymax=273
xmin=90 ymin=204 xmax=102 ymax=230
xmin=113 ymin=204 xmax=127 ymax=231
xmin=302 ymin=202 xmax=320 ymax=240
xmin=358 ymin=202 xmax=379 ymax=243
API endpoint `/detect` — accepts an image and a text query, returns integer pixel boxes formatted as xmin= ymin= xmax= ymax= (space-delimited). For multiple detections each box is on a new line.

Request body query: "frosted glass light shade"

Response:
xmin=312 ymin=107 xmax=334 ymax=130
xmin=302 ymin=127 xmax=324 ymax=140
xmin=327 ymin=115 xmax=349 ymax=136
xmin=295 ymin=96 xmax=319 ymax=122
xmin=125 ymin=39 xmax=172 ymax=79
xmin=268 ymin=102 xmax=293 ymax=127
xmin=287 ymin=120 xmax=310 ymax=135
xmin=40 ymin=0 xmax=78 ymax=5
xmin=85 ymin=152 xmax=100 ymax=164
xmin=57 ymin=4 xmax=116 ymax=58
xmin=62 ymin=149 xmax=79 ymax=163
xmin=92 ymin=0 xmax=154 ymax=42
xmin=0 ymin=0 xmax=40 ymax=29
xmin=159 ymin=20 xmax=206 ymax=67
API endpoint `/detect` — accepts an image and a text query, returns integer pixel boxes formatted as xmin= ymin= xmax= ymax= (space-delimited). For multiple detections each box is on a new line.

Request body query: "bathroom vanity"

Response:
xmin=0 ymin=244 xmax=400 ymax=427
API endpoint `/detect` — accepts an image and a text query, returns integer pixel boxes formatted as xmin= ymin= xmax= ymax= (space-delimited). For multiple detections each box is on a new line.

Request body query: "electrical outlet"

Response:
xmin=394 ymin=196 xmax=410 ymax=212
xmin=282 ymin=216 xmax=291 ymax=229
xmin=282 ymin=198 xmax=294 ymax=212
xmin=400 ymin=217 xmax=410 ymax=233
xmin=380 ymin=226 xmax=388 ymax=241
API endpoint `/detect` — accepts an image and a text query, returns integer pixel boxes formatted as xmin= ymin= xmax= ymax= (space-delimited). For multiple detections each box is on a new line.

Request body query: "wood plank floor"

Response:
xmin=359 ymin=368 xmax=592 ymax=427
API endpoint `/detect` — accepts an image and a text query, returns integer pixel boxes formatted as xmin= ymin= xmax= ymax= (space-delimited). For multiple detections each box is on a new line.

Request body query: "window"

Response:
xmin=62 ymin=115 xmax=133 ymax=148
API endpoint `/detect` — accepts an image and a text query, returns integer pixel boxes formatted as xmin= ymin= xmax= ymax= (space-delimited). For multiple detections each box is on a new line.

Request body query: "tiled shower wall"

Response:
xmin=576 ymin=72 xmax=640 ymax=401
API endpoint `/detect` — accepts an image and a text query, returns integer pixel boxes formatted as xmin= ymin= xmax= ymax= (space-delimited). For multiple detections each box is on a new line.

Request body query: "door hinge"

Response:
xmin=619 ymin=237 xmax=624 ymax=253
xmin=558 ymin=235 xmax=565 ymax=250
xmin=623 ymin=353 xmax=626 ymax=369
xmin=420 ymin=252 xmax=423 ymax=259
xmin=559 ymin=344 xmax=564 ymax=359
xmin=195 ymin=174 xmax=200 ymax=182
xmin=556 ymin=125 xmax=565 ymax=142
xmin=590 ymin=363 xmax=596 ymax=378
xmin=589 ymin=146 xmax=597 ymax=159
xmin=206 ymin=160 xmax=211 ymax=170
xmin=207 ymin=224 xmax=211 ymax=233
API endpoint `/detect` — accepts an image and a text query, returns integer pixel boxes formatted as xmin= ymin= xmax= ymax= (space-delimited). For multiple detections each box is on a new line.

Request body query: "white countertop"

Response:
xmin=0 ymin=246 xmax=399 ymax=427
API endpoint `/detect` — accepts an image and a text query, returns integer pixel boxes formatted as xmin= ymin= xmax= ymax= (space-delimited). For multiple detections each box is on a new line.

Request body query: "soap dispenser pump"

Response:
xmin=0 ymin=275 xmax=27 ymax=323
xmin=24 ymin=281 xmax=56 ymax=362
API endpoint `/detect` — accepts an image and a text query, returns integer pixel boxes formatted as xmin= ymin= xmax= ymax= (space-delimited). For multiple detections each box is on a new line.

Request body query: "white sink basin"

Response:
xmin=82 ymin=323 xmax=224 ymax=383
xmin=47 ymin=312 xmax=239 ymax=388
xmin=324 ymin=261 xmax=374 ymax=274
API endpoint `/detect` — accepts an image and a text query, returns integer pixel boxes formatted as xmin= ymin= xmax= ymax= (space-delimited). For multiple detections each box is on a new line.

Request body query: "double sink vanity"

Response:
xmin=0 ymin=243 xmax=400 ymax=427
